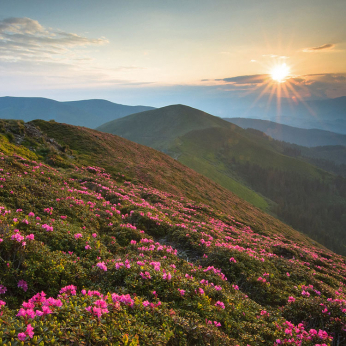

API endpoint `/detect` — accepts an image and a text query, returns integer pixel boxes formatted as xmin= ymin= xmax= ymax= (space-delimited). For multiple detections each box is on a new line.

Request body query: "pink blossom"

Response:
xmin=96 ymin=262 xmax=107 ymax=271
xmin=18 ymin=280 xmax=28 ymax=292
xmin=178 ymin=289 xmax=185 ymax=296
xmin=26 ymin=324 xmax=34 ymax=338
xmin=26 ymin=234 xmax=35 ymax=240
xmin=288 ymin=296 xmax=296 ymax=303
xmin=18 ymin=333 xmax=26 ymax=341
xmin=215 ymin=301 xmax=225 ymax=309
xmin=59 ymin=285 xmax=77 ymax=296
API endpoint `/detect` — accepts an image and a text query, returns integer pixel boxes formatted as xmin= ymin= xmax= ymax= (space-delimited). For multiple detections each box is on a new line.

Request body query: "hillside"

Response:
xmin=97 ymin=104 xmax=230 ymax=152
xmin=224 ymin=117 xmax=346 ymax=147
xmin=97 ymin=105 xmax=268 ymax=210
xmin=0 ymin=97 xmax=154 ymax=129
xmin=0 ymin=119 xmax=345 ymax=345
xmin=97 ymin=105 xmax=346 ymax=255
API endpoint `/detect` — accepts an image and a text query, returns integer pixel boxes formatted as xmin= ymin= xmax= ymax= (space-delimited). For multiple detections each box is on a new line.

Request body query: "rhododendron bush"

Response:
xmin=0 ymin=121 xmax=346 ymax=345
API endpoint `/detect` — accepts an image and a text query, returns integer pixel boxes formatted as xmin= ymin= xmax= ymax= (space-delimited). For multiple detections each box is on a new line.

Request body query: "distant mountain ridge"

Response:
xmin=0 ymin=96 xmax=155 ymax=129
xmin=230 ymin=96 xmax=346 ymax=134
xmin=224 ymin=117 xmax=346 ymax=147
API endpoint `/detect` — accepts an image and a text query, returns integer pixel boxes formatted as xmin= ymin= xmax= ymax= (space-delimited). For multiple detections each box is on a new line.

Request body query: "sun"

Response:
xmin=270 ymin=63 xmax=290 ymax=83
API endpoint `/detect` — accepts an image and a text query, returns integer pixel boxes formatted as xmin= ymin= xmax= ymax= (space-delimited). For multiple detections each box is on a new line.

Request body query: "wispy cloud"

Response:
xmin=202 ymin=73 xmax=346 ymax=99
xmin=0 ymin=17 xmax=152 ymax=89
xmin=303 ymin=43 xmax=335 ymax=52
xmin=215 ymin=74 xmax=270 ymax=85
xmin=0 ymin=17 xmax=108 ymax=63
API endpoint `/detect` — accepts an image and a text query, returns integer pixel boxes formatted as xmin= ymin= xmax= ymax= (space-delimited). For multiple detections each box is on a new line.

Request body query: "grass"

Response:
xmin=0 ymin=119 xmax=345 ymax=345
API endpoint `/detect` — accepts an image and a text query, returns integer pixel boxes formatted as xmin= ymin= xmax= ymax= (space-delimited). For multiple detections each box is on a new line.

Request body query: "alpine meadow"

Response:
xmin=1 ymin=1 xmax=346 ymax=345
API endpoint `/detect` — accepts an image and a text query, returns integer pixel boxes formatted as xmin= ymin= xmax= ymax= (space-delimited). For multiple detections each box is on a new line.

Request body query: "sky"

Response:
xmin=1 ymin=0 xmax=346 ymax=116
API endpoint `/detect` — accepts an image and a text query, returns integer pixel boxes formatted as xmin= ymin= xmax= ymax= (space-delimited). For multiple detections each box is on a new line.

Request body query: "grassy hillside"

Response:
xmin=0 ymin=97 xmax=154 ymax=129
xmin=97 ymin=105 xmax=268 ymax=208
xmin=0 ymin=119 xmax=345 ymax=345
xmin=225 ymin=117 xmax=346 ymax=147
xmin=97 ymin=105 xmax=346 ymax=255
xmin=97 ymin=104 xmax=230 ymax=152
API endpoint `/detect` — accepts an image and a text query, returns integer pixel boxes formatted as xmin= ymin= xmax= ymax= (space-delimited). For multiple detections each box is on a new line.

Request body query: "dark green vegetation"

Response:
xmin=0 ymin=119 xmax=345 ymax=345
xmin=0 ymin=97 xmax=154 ymax=129
xmin=225 ymin=117 xmax=346 ymax=147
xmin=98 ymin=105 xmax=346 ymax=255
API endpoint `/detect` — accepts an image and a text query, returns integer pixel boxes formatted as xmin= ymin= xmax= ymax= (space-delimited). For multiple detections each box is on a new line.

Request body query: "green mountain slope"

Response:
xmin=0 ymin=119 xmax=345 ymax=345
xmin=97 ymin=105 xmax=267 ymax=209
xmin=97 ymin=104 xmax=231 ymax=152
xmin=0 ymin=97 xmax=154 ymax=129
xmin=97 ymin=105 xmax=346 ymax=255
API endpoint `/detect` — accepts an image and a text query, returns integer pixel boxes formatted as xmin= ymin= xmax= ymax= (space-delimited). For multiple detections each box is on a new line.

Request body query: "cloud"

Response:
xmin=202 ymin=72 xmax=346 ymax=100
xmin=303 ymin=43 xmax=335 ymax=52
xmin=0 ymin=17 xmax=108 ymax=63
xmin=215 ymin=74 xmax=270 ymax=85
xmin=0 ymin=17 xmax=149 ymax=89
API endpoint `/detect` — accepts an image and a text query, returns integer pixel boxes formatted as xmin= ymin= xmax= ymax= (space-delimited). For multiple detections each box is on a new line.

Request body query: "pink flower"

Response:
xmin=74 ymin=233 xmax=83 ymax=239
xmin=142 ymin=300 xmax=150 ymax=307
xmin=178 ymin=289 xmax=185 ymax=296
xmin=92 ymin=233 xmax=97 ymax=238
xmin=18 ymin=333 xmax=26 ymax=341
xmin=288 ymin=296 xmax=296 ymax=303
xmin=11 ymin=232 xmax=24 ymax=242
xmin=18 ymin=280 xmax=28 ymax=292
xmin=0 ymin=285 xmax=7 ymax=294
xmin=26 ymin=324 xmax=34 ymax=338
xmin=215 ymin=301 xmax=225 ymax=309
xmin=96 ymin=262 xmax=107 ymax=271
xmin=59 ymin=285 xmax=77 ymax=296
xmin=26 ymin=234 xmax=35 ymax=240
xmin=28 ymin=212 xmax=35 ymax=217
xmin=85 ymin=245 xmax=91 ymax=250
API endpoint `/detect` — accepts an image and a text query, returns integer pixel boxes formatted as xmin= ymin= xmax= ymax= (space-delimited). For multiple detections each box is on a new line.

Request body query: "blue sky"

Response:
xmin=1 ymin=0 xmax=345 ymax=115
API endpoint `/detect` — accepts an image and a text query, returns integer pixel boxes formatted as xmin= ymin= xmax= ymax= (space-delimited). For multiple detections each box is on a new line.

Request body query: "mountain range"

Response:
xmin=0 ymin=96 xmax=154 ymax=129
xmin=225 ymin=117 xmax=346 ymax=147
xmin=219 ymin=96 xmax=346 ymax=134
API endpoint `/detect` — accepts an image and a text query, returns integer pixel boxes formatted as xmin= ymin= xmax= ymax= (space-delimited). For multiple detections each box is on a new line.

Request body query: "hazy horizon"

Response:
xmin=1 ymin=0 xmax=346 ymax=118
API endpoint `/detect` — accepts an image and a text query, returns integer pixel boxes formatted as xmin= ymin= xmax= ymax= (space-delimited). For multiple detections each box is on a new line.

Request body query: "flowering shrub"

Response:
xmin=0 ymin=120 xmax=345 ymax=345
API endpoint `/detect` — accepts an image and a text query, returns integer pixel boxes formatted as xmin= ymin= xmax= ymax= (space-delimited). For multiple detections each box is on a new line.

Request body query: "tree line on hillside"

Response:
xmin=232 ymin=161 xmax=346 ymax=255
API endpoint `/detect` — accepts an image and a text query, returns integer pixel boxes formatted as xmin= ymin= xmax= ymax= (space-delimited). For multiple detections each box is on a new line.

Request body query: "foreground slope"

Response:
xmin=0 ymin=120 xmax=346 ymax=345
xmin=0 ymin=97 xmax=154 ymax=129
xmin=97 ymin=105 xmax=346 ymax=255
